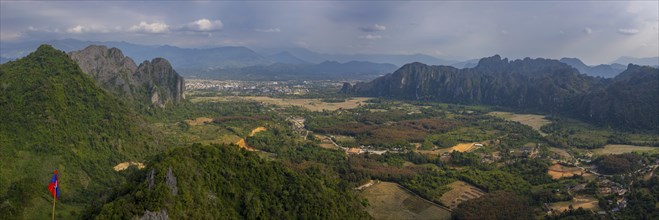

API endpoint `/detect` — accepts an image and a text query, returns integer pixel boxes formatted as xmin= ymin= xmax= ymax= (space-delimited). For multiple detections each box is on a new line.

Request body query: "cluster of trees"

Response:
xmin=595 ymin=153 xmax=644 ymax=175
xmin=94 ymin=144 xmax=370 ymax=219
xmin=453 ymin=191 xmax=534 ymax=220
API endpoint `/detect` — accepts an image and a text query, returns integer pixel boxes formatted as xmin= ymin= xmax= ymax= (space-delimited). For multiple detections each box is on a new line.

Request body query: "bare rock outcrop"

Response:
xmin=69 ymin=45 xmax=184 ymax=107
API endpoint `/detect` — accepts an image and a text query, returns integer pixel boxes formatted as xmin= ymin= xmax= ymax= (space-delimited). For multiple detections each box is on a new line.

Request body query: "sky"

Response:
xmin=1 ymin=1 xmax=658 ymax=64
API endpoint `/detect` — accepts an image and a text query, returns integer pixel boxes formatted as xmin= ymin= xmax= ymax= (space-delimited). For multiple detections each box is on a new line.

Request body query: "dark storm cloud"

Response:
xmin=1 ymin=1 xmax=657 ymax=63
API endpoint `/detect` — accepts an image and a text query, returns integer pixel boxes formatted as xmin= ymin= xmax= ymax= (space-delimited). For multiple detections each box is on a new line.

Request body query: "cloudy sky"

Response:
xmin=1 ymin=1 xmax=657 ymax=64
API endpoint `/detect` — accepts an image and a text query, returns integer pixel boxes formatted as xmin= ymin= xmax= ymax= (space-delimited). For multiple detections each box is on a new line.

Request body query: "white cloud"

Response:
xmin=360 ymin=34 xmax=382 ymax=40
xmin=617 ymin=28 xmax=639 ymax=35
xmin=182 ymin=19 xmax=223 ymax=32
xmin=583 ymin=27 xmax=592 ymax=34
xmin=500 ymin=30 xmax=509 ymax=35
xmin=67 ymin=25 xmax=84 ymax=33
xmin=66 ymin=25 xmax=110 ymax=34
xmin=360 ymin=24 xmax=386 ymax=32
xmin=129 ymin=21 xmax=170 ymax=33
xmin=256 ymin=28 xmax=281 ymax=33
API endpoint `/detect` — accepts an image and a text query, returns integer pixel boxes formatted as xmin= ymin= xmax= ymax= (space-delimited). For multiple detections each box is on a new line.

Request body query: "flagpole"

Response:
xmin=51 ymin=192 xmax=56 ymax=220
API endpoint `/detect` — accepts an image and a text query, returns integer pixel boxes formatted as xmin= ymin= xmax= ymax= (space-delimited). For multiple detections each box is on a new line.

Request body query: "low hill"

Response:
xmin=0 ymin=45 xmax=166 ymax=219
xmin=94 ymin=143 xmax=370 ymax=219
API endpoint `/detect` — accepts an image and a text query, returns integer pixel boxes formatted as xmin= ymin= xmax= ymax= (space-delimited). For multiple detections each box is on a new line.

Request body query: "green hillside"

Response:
xmin=95 ymin=143 xmax=370 ymax=219
xmin=0 ymin=45 xmax=166 ymax=219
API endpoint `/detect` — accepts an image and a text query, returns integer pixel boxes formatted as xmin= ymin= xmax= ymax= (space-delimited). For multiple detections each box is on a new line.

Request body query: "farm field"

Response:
xmin=415 ymin=142 xmax=482 ymax=156
xmin=439 ymin=181 xmax=485 ymax=209
xmin=192 ymin=96 xmax=371 ymax=111
xmin=549 ymin=195 xmax=600 ymax=212
xmin=593 ymin=144 xmax=659 ymax=155
xmin=549 ymin=147 xmax=573 ymax=160
xmin=547 ymin=163 xmax=586 ymax=179
xmin=488 ymin=111 xmax=550 ymax=136
xmin=360 ymin=181 xmax=452 ymax=220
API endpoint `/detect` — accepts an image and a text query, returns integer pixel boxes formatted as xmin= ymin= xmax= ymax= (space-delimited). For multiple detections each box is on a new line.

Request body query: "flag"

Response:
xmin=48 ymin=170 xmax=60 ymax=200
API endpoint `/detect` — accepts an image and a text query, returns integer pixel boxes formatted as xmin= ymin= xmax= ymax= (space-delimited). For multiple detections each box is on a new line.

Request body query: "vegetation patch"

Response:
xmin=489 ymin=111 xmax=550 ymax=135
xmin=192 ymin=96 xmax=370 ymax=111
xmin=593 ymin=144 xmax=659 ymax=155
xmin=360 ymin=181 xmax=451 ymax=220
xmin=439 ymin=181 xmax=486 ymax=209
xmin=549 ymin=195 xmax=600 ymax=213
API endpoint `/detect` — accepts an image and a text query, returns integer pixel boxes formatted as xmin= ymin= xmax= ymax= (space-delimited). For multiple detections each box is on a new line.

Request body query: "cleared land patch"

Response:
xmin=415 ymin=142 xmax=483 ymax=156
xmin=361 ymin=181 xmax=451 ymax=220
xmin=192 ymin=96 xmax=370 ymax=112
xmin=235 ymin=127 xmax=268 ymax=151
xmin=593 ymin=144 xmax=658 ymax=155
xmin=439 ymin=181 xmax=485 ymax=209
xmin=549 ymin=147 xmax=573 ymax=160
xmin=488 ymin=111 xmax=550 ymax=136
xmin=547 ymin=163 xmax=584 ymax=179
xmin=451 ymin=143 xmax=481 ymax=152
xmin=113 ymin=162 xmax=145 ymax=171
xmin=549 ymin=195 xmax=600 ymax=212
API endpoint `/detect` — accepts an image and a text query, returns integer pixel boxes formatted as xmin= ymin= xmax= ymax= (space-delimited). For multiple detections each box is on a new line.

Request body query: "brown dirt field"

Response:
xmin=361 ymin=181 xmax=452 ymax=220
xmin=439 ymin=181 xmax=486 ymax=209
xmin=185 ymin=117 xmax=214 ymax=126
xmin=488 ymin=111 xmax=550 ymax=136
xmin=192 ymin=96 xmax=370 ymax=112
xmin=451 ymin=143 xmax=479 ymax=152
xmin=113 ymin=162 xmax=145 ymax=171
xmin=415 ymin=142 xmax=483 ymax=156
xmin=593 ymin=145 xmax=659 ymax=155
xmin=249 ymin=127 xmax=267 ymax=136
xmin=234 ymin=127 xmax=268 ymax=151
xmin=547 ymin=163 xmax=584 ymax=179
xmin=550 ymin=195 xmax=600 ymax=212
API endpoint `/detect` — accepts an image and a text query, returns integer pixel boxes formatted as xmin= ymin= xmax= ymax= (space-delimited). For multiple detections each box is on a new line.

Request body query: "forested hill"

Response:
xmin=94 ymin=143 xmax=370 ymax=219
xmin=342 ymin=55 xmax=659 ymax=131
xmin=0 ymin=45 xmax=166 ymax=218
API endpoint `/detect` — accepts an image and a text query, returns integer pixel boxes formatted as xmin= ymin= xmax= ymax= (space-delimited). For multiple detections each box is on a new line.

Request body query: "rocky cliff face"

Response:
xmin=344 ymin=55 xmax=658 ymax=130
xmin=134 ymin=58 xmax=185 ymax=107
xmin=69 ymin=45 xmax=184 ymax=107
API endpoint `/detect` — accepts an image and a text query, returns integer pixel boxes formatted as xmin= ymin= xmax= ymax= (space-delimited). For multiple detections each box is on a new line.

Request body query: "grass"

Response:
xmin=549 ymin=195 xmax=600 ymax=212
xmin=360 ymin=181 xmax=452 ymax=220
xmin=191 ymin=96 xmax=371 ymax=112
xmin=439 ymin=181 xmax=486 ymax=209
xmin=547 ymin=163 xmax=586 ymax=179
xmin=548 ymin=147 xmax=573 ymax=160
xmin=593 ymin=145 xmax=659 ymax=155
xmin=184 ymin=117 xmax=214 ymax=126
xmin=488 ymin=111 xmax=550 ymax=135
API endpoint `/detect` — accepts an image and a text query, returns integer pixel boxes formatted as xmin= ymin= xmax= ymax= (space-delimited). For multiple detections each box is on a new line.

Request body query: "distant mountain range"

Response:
xmin=188 ymin=60 xmax=398 ymax=80
xmin=559 ymin=58 xmax=627 ymax=78
xmin=2 ymin=39 xmax=657 ymax=80
xmin=343 ymin=55 xmax=659 ymax=131
xmin=613 ymin=56 xmax=659 ymax=66
xmin=1 ymin=39 xmax=438 ymax=69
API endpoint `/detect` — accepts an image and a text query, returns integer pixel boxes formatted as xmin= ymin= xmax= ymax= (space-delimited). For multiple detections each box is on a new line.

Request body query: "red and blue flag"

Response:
xmin=48 ymin=170 xmax=60 ymax=200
